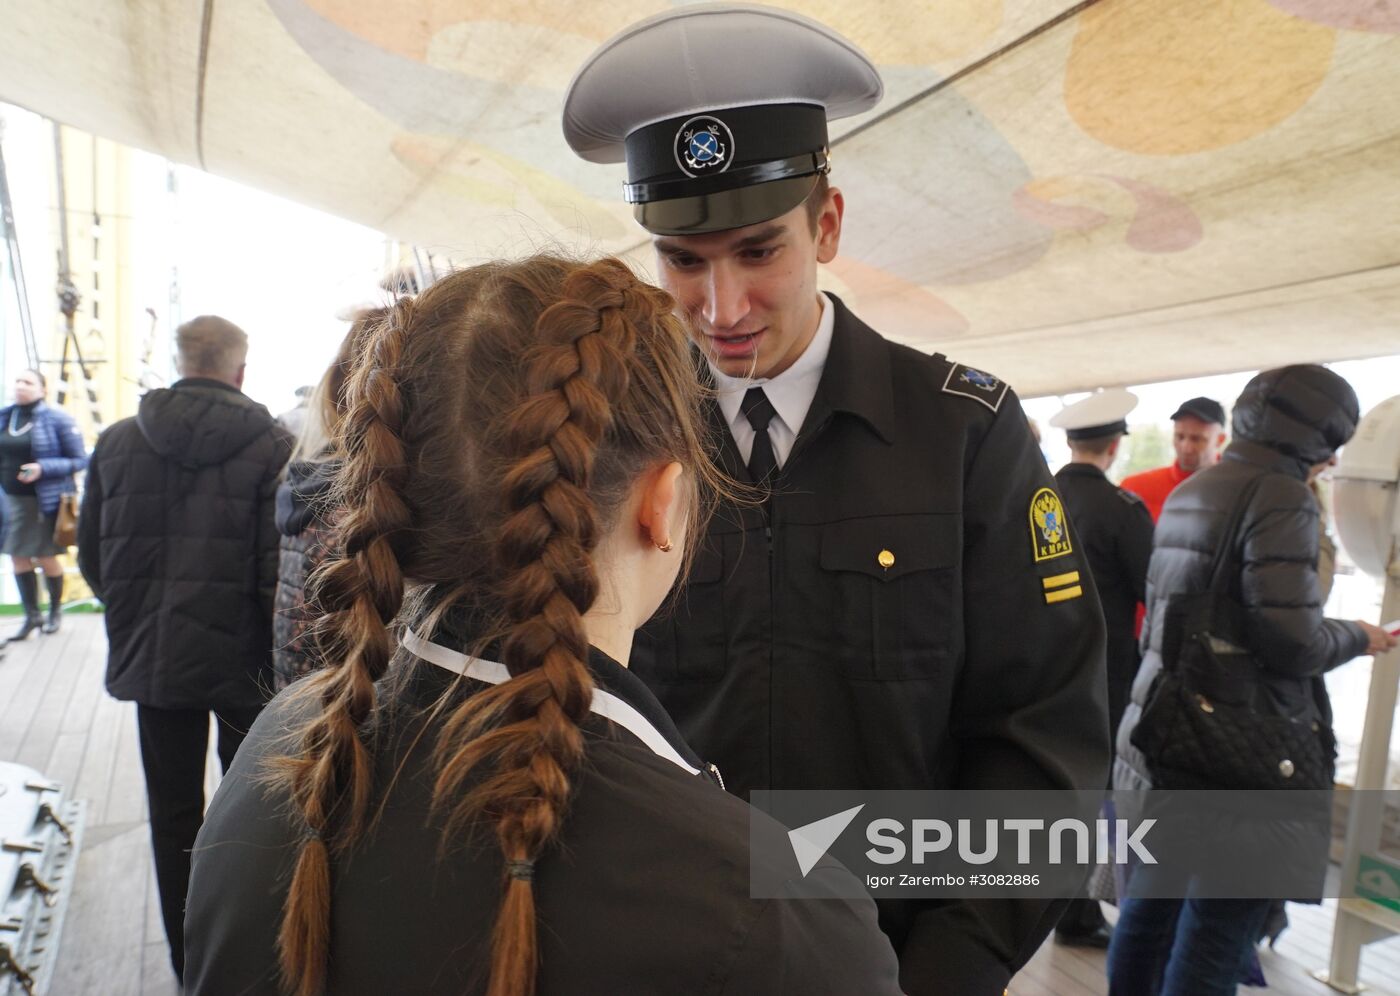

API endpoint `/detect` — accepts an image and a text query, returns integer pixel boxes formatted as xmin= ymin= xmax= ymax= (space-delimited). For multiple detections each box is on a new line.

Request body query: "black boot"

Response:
xmin=41 ymin=575 xmax=64 ymax=634
xmin=8 ymin=572 xmax=43 ymax=642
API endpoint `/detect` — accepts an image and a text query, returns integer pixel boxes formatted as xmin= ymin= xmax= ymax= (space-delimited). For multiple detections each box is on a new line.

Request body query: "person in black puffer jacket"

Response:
xmin=271 ymin=311 xmax=379 ymax=690
xmin=77 ymin=316 xmax=292 ymax=984
xmin=272 ymin=457 xmax=338 ymax=689
xmin=1107 ymin=365 xmax=1396 ymax=996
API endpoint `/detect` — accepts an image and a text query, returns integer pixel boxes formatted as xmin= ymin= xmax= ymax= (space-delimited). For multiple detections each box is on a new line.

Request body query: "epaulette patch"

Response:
xmin=1117 ymin=489 xmax=1145 ymax=507
xmin=942 ymin=364 xmax=1009 ymax=413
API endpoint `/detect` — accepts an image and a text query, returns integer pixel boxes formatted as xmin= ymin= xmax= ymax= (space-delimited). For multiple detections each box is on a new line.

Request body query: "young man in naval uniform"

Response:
xmin=564 ymin=8 xmax=1109 ymax=994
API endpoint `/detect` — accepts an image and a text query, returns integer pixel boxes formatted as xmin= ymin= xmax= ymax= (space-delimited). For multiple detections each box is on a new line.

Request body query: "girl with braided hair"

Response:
xmin=183 ymin=255 xmax=898 ymax=996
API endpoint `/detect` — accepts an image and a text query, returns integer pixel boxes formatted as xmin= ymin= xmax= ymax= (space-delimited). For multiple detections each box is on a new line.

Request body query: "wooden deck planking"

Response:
xmin=142 ymin=858 xmax=179 ymax=994
xmin=104 ymin=705 xmax=147 ymax=826
xmin=56 ymin=615 xmax=105 ymax=737
xmin=68 ymin=681 xmax=123 ymax=825
xmin=0 ymin=627 xmax=60 ymax=760
xmin=1275 ymin=899 xmax=1400 ymax=990
xmin=6 ymin=616 xmax=1400 ymax=995
xmin=47 ymin=821 xmax=151 ymax=996
xmin=12 ymin=623 xmax=86 ymax=772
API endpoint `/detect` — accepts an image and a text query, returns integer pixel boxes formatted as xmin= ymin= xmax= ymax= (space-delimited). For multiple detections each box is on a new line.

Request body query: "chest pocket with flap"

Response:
xmin=818 ymin=514 xmax=959 ymax=679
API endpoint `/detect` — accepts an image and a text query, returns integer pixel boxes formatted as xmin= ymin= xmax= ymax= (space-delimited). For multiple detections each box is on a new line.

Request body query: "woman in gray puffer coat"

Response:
xmin=271 ymin=313 xmax=377 ymax=689
xmin=1107 ymin=365 xmax=1396 ymax=996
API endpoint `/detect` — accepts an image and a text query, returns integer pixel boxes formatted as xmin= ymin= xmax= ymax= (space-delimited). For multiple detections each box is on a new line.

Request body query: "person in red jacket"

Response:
xmin=1120 ymin=396 xmax=1228 ymax=522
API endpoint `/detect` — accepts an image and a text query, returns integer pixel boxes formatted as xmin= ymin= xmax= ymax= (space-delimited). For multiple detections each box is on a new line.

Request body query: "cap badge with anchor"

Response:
xmin=677 ymin=117 xmax=734 ymax=176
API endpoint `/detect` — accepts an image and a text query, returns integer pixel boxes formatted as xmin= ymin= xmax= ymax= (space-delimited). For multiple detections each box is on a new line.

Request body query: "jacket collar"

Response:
xmin=1056 ymin=462 xmax=1108 ymax=481
xmin=1223 ymin=438 xmax=1309 ymax=480
xmin=401 ymin=628 xmax=706 ymax=777
xmin=3 ymin=399 xmax=46 ymax=417
xmin=799 ymin=293 xmax=897 ymax=447
xmin=698 ymin=293 xmax=895 ymax=475
xmin=172 ymin=376 xmax=242 ymax=394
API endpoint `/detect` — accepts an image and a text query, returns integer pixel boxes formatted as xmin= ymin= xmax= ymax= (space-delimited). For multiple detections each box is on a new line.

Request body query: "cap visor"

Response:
xmin=634 ymin=175 xmax=817 ymax=235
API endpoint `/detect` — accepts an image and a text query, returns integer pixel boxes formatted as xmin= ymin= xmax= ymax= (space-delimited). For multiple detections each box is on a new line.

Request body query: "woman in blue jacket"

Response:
xmin=1 ymin=369 xmax=88 ymax=639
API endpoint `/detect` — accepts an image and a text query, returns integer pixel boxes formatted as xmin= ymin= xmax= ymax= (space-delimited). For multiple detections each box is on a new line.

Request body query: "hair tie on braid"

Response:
xmin=506 ymin=859 xmax=535 ymax=882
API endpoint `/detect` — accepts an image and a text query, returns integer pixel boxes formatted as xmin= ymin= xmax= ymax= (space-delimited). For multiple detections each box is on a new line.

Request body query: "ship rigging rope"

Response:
xmin=0 ymin=122 xmax=40 ymax=369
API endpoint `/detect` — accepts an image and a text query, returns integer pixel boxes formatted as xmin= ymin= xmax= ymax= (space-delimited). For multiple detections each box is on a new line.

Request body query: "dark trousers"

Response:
xmin=136 ymin=703 xmax=262 ymax=982
xmin=1107 ymin=893 xmax=1273 ymax=996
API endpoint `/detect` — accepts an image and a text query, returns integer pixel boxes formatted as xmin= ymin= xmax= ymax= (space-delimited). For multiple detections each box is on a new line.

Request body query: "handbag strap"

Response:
xmin=1203 ymin=469 xmax=1268 ymax=597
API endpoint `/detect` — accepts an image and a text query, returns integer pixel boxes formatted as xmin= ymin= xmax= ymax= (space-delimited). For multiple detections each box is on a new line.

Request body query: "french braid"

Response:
xmin=268 ymin=296 xmax=415 ymax=996
xmin=433 ymin=261 xmax=646 ymax=996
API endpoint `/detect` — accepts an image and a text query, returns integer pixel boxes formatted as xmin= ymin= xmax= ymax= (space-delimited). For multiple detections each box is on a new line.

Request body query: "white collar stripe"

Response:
xmin=401 ymin=629 xmax=701 ymax=776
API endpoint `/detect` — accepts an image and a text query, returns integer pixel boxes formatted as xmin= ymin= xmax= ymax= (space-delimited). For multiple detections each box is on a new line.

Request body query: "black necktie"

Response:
xmin=741 ymin=387 xmax=778 ymax=484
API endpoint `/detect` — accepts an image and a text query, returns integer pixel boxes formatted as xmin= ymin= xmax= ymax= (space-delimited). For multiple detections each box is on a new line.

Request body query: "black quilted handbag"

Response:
xmin=1130 ymin=475 xmax=1336 ymax=791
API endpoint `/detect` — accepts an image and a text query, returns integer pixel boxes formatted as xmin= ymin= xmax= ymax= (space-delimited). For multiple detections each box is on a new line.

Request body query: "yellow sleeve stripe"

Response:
xmin=1045 ymin=585 xmax=1084 ymax=604
xmin=1042 ymin=571 xmax=1081 ymax=590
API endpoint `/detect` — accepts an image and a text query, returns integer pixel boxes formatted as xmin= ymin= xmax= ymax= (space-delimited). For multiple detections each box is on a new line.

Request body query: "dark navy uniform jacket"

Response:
xmin=1054 ymin=462 xmax=1153 ymax=733
xmin=633 ymin=296 xmax=1111 ymax=996
xmin=185 ymin=625 xmax=901 ymax=995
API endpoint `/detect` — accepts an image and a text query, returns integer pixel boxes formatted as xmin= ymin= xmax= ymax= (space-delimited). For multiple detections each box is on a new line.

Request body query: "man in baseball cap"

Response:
xmin=566 ymin=9 xmax=1110 ymax=993
xmin=1121 ymin=395 xmax=1228 ymax=522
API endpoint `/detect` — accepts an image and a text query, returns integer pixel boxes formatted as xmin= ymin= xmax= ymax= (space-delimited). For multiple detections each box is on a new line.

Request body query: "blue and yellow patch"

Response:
xmin=941 ymin=363 xmax=1008 ymax=412
xmin=1029 ymin=488 xmax=1073 ymax=563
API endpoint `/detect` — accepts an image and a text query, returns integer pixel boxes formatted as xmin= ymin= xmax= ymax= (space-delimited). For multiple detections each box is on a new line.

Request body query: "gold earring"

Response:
xmin=655 ymin=539 xmax=673 ymax=553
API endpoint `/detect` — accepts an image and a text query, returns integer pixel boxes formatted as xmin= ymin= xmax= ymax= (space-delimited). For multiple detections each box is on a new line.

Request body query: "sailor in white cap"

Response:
xmin=1050 ymin=387 xmax=1153 ymax=790
xmin=567 ymin=9 xmax=1110 ymax=994
xmin=1047 ymin=391 xmax=1152 ymax=951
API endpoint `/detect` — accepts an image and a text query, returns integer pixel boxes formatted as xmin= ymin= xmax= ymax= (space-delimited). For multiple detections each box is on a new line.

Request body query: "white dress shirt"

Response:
xmin=710 ymin=293 xmax=835 ymax=469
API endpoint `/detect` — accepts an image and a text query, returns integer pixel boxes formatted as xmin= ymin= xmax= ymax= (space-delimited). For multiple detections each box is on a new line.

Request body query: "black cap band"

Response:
xmin=1067 ymin=421 xmax=1129 ymax=441
xmin=623 ymin=103 xmax=828 ymax=202
xmin=625 ymin=149 xmax=828 ymax=204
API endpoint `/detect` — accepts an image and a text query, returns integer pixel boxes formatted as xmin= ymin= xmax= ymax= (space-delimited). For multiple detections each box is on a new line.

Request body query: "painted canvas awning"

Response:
xmin=3 ymin=0 xmax=1398 ymax=395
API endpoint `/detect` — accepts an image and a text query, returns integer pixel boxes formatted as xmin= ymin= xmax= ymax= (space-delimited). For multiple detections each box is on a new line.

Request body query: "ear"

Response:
xmin=815 ymin=186 xmax=844 ymax=264
xmin=637 ymin=461 xmax=684 ymax=550
xmin=233 ymin=364 xmax=247 ymax=390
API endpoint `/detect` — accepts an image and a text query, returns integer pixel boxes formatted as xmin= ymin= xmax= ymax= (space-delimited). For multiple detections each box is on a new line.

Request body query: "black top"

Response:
xmin=1116 ymin=438 xmax=1369 ymax=799
xmin=271 ymin=457 xmax=341 ymax=689
xmin=77 ymin=378 xmax=293 ymax=710
xmin=1054 ymin=462 xmax=1153 ymax=733
xmin=184 ymin=629 xmax=901 ymax=995
xmin=0 ymin=402 xmax=37 ymax=496
xmin=632 ymin=295 xmax=1111 ymax=996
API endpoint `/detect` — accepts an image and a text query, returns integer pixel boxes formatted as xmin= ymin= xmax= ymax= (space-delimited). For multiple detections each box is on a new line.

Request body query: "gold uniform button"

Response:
xmin=877 ymin=549 xmax=895 ymax=569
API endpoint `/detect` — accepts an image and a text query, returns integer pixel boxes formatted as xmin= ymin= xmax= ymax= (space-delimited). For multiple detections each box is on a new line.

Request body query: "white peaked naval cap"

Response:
xmin=1050 ymin=388 xmax=1140 ymax=440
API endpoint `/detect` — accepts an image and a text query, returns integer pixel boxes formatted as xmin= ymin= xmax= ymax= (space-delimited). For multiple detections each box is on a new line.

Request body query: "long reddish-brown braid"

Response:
xmin=267 ymin=295 xmax=415 ymax=996
xmin=432 ymin=260 xmax=654 ymax=996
